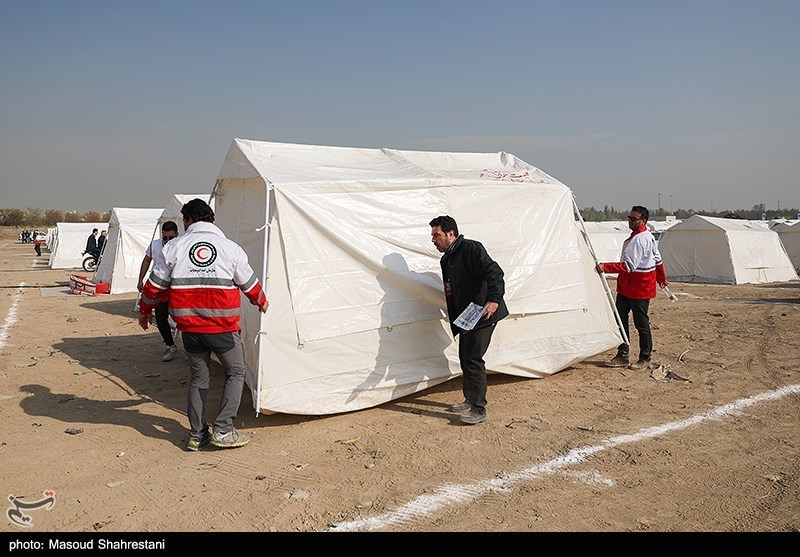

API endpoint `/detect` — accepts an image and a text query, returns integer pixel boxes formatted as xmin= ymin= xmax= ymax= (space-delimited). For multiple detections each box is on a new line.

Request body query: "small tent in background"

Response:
xmin=580 ymin=221 xmax=630 ymax=262
xmin=93 ymin=208 xmax=163 ymax=294
xmin=658 ymin=214 xmax=799 ymax=284
xmin=152 ymin=193 xmax=214 ymax=240
xmin=775 ymin=221 xmax=800 ymax=273
xmin=648 ymin=218 xmax=681 ymax=241
xmin=44 ymin=227 xmax=57 ymax=250
xmin=48 ymin=222 xmax=108 ymax=269
xmin=211 ymin=138 xmax=623 ymax=416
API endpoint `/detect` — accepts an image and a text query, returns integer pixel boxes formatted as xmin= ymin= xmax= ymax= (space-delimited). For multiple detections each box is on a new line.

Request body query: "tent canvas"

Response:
xmin=776 ymin=221 xmax=800 ymax=273
xmin=48 ymin=222 xmax=108 ymax=269
xmin=658 ymin=214 xmax=799 ymax=284
xmin=93 ymin=208 xmax=163 ymax=294
xmin=152 ymin=193 xmax=214 ymax=239
xmin=211 ymin=138 xmax=623 ymax=416
xmin=579 ymin=221 xmax=631 ymax=262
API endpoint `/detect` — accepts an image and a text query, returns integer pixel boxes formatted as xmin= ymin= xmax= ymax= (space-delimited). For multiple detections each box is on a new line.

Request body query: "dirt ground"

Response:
xmin=1 ymin=225 xmax=799 ymax=534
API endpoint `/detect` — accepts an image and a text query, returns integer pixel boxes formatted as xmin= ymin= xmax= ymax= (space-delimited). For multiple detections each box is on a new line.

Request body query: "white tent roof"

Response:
xmin=93 ymin=208 xmax=163 ymax=294
xmin=48 ymin=222 xmax=108 ymax=269
xmin=212 ymin=138 xmax=623 ymax=416
xmin=658 ymin=214 xmax=799 ymax=284
xmin=153 ymin=193 xmax=213 ymax=238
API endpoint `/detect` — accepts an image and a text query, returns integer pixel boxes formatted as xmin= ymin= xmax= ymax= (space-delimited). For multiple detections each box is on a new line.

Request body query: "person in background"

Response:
xmin=429 ymin=215 xmax=509 ymax=425
xmin=138 ymin=199 xmax=269 ymax=451
xmin=97 ymin=230 xmax=107 ymax=255
xmin=85 ymin=228 xmax=99 ymax=258
xmin=596 ymin=205 xmax=669 ymax=371
xmin=33 ymin=234 xmax=42 ymax=256
xmin=138 ymin=222 xmax=179 ymax=362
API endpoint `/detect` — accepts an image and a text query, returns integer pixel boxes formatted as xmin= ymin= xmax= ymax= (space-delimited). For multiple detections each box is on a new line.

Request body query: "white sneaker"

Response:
xmin=162 ymin=345 xmax=178 ymax=362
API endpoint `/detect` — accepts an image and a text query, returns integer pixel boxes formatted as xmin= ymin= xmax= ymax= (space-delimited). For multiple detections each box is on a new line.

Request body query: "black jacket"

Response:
xmin=86 ymin=234 xmax=97 ymax=254
xmin=440 ymin=235 xmax=509 ymax=336
xmin=97 ymin=234 xmax=106 ymax=253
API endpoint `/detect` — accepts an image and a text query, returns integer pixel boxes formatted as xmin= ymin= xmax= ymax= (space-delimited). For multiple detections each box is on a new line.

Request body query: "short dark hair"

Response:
xmin=92 ymin=228 xmax=98 ymax=233
xmin=161 ymin=220 xmax=179 ymax=233
xmin=429 ymin=215 xmax=459 ymax=236
xmin=631 ymin=206 xmax=649 ymax=222
xmin=181 ymin=199 xmax=215 ymax=223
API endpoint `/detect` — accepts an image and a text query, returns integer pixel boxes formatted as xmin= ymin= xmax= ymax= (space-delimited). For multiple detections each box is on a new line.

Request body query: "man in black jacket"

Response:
xmin=430 ymin=215 xmax=509 ymax=425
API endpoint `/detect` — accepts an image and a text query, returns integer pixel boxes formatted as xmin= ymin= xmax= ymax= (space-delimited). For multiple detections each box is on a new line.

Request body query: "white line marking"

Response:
xmin=0 ymin=282 xmax=26 ymax=349
xmin=329 ymin=383 xmax=800 ymax=531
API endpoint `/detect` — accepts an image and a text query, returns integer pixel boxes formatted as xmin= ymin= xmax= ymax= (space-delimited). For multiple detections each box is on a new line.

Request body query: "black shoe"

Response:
xmin=460 ymin=408 xmax=486 ymax=425
xmin=449 ymin=401 xmax=471 ymax=413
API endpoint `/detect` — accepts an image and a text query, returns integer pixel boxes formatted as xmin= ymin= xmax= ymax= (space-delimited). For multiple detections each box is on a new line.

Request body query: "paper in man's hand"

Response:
xmin=453 ymin=302 xmax=487 ymax=331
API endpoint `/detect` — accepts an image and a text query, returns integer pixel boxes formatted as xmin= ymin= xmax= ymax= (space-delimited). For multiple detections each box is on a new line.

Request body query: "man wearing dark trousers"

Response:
xmin=597 ymin=205 xmax=668 ymax=371
xmin=430 ymin=215 xmax=509 ymax=425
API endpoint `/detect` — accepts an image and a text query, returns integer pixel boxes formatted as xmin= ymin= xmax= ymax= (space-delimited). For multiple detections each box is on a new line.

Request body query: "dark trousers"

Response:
xmin=182 ymin=331 xmax=248 ymax=440
xmin=34 ymin=244 xmax=41 ymax=256
xmin=458 ymin=323 xmax=496 ymax=412
xmin=154 ymin=302 xmax=174 ymax=347
xmin=615 ymin=294 xmax=652 ymax=361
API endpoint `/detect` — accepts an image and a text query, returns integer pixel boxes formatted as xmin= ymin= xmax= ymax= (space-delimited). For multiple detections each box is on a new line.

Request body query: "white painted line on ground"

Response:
xmin=0 ymin=282 xmax=26 ymax=349
xmin=329 ymin=383 xmax=800 ymax=532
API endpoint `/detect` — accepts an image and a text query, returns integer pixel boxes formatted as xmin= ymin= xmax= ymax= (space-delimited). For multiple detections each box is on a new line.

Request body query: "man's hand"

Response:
xmin=482 ymin=301 xmax=499 ymax=320
xmin=596 ymin=263 xmax=605 ymax=274
xmin=138 ymin=313 xmax=152 ymax=331
xmin=659 ymin=280 xmax=670 ymax=288
xmin=137 ymin=280 xmax=144 ymax=292
xmin=259 ymin=300 xmax=270 ymax=314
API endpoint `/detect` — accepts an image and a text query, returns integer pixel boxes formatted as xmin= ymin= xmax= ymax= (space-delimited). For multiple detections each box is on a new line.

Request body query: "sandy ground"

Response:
xmin=1 ymin=226 xmax=799 ymax=534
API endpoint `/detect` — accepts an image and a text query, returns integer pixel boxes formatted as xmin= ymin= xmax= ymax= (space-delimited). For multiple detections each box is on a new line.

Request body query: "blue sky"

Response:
xmin=1 ymin=0 xmax=798 ymax=214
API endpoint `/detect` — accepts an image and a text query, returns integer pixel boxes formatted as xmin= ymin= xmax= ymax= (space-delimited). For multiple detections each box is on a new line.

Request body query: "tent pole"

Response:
xmin=254 ymin=179 xmax=271 ymax=418
xmin=572 ymin=196 xmax=630 ymax=347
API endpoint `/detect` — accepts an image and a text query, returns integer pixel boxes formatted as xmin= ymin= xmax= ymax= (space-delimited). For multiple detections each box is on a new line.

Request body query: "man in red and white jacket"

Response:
xmin=596 ymin=205 xmax=668 ymax=371
xmin=139 ymin=198 xmax=268 ymax=451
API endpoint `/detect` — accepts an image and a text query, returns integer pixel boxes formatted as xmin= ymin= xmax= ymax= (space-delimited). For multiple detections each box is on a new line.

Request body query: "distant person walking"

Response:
xmin=430 ymin=215 xmax=509 ymax=425
xmin=33 ymin=235 xmax=42 ymax=257
xmin=596 ymin=205 xmax=668 ymax=371
xmin=138 ymin=199 xmax=269 ymax=451
xmin=138 ymin=221 xmax=179 ymax=362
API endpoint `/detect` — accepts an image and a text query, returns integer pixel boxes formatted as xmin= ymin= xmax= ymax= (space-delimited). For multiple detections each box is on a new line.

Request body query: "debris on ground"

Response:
xmin=336 ymin=437 xmax=359 ymax=445
xmin=64 ymin=427 xmax=84 ymax=435
xmin=66 ymin=316 xmax=78 ymax=322
xmin=650 ymin=364 xmax=692 ymax=383
xmin=105 ymin=480 xmax=124 ymax=488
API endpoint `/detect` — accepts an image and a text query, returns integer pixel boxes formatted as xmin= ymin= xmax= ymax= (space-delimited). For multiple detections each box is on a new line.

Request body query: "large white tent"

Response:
xmin=775 ymin=221 xmax=800 ymax=273
xmin=211 ymin=138 xmax=624 ymax=416
xmin=93 ymin=208 xmax=163 ymax=294
xmin=658 ymin=214 xmax=799 ymax=284
xmin=48 ymin=222 xmax=108 ymax=269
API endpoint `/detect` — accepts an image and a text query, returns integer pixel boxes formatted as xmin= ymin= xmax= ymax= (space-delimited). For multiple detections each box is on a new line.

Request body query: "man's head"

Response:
xmin=161 ymin=221 xmax=179 ymax=244
xmin=181 ymin=199 xmax=215 ymax=228
xmin=92 ymin=228 xmax=98 ymax=235
xmin=627 ymin=205 xmax=649 ymax=231
xmin=429 ymin=215 xmax=459 ymax=253
xmin=101 ymin=230 xmax=107 ymax=237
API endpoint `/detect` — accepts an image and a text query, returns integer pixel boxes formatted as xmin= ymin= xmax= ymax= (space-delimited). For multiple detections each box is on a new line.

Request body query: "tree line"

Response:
xmin=0 ymin=208 xmax=111 ymax=227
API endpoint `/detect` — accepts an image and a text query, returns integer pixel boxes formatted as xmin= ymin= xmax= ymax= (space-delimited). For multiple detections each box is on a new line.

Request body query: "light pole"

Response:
xmin=658 ymin=193 xmax=661 ymax=212
xmin=670 ymin=195 xmax=673 ymax=214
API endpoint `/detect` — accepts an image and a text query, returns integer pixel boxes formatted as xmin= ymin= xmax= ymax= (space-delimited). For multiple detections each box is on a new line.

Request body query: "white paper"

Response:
xmin=453 ymin=302 xmax=487 ymax=331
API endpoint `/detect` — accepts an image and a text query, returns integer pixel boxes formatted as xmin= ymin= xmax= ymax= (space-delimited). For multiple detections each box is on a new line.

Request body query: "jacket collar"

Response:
xmin=442 ymin=234 xmax=464 ymax=258
xmin=630 ymin=225 xmax=648 ymax=237
xmin=185 ymin=221 xmax=226 ymax=238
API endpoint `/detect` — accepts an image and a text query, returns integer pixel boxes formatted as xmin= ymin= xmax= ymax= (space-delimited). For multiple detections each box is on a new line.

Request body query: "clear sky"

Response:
xmin=1 ymin=0 xmax=798 ymax=214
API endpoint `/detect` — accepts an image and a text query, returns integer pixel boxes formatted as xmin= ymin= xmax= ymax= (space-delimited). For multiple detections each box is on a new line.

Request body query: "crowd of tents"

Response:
xmin=30 ymin=138 xmax=800 ymax=417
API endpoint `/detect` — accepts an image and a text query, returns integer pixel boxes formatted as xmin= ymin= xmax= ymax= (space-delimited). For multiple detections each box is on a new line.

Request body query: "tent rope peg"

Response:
xmin=255 ymin=223 xmax=269 ymax=232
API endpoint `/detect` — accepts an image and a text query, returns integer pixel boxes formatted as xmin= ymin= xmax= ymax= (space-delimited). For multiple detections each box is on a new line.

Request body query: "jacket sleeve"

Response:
xmin=139 ymin=259 xmax=172 ymax=315
xmin=470 ymin=242 xmax=505 ymax=303
xmin=233 ymin=246 xmax=267 ymax=307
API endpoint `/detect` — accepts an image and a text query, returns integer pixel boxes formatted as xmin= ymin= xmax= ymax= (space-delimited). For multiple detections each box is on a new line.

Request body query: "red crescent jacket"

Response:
xmin=601 ymin=225 xmax=667 ymax=300
xmin=139 ymin=221 xmax=266 ymax=334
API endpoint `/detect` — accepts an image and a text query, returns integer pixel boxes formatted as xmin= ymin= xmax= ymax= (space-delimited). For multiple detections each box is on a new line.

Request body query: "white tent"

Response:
xmin=48 ymin=222 xmax=108 ymax=269
xmin=776 ymin=221 xmax=800 ymax=273
xmin=211 ymin=138 xmax=624 ymax=416
xmin=152 ymin=193 xmax=214 ymax=240
xmin=770 ymin=219 xmax=800 ymax=231
xmin=93 ymin=208 xmax=163 ymax=294
xmin=44 ymin=227 xmax=57 ymax=250
xmin=580 ymin=221 xmax=630 ymax=262
xmin=658 ymin=214 xmax=799 ymax=284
